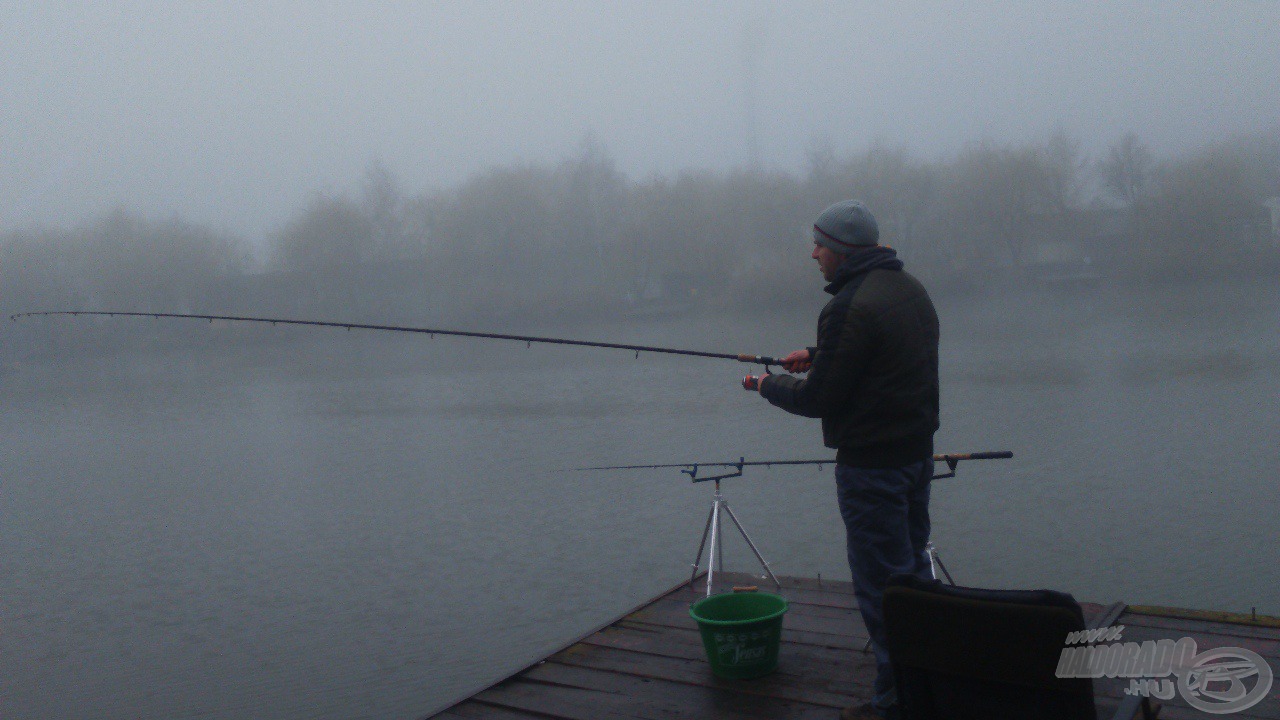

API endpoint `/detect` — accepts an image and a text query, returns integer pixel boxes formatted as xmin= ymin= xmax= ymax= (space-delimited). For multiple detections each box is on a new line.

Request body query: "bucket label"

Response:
xmin=714 ymin=630 xmax=773 ymax=666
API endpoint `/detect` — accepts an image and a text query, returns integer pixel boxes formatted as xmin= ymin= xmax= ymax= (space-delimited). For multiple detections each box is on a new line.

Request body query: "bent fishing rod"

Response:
xmin=573 ymin=451 xmax=1013 ymax=482
xmin=10 ymin=311 xmax=787 ymax=370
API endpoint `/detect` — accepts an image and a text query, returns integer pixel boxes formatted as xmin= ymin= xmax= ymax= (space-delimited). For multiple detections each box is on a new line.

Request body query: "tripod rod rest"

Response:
xmin=684 ymin=456 xmax=746 ymax=484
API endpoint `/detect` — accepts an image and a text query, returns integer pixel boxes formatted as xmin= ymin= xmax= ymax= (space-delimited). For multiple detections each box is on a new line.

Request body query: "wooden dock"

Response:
xmin=428 ymin=572 xmax=1280 ymax=719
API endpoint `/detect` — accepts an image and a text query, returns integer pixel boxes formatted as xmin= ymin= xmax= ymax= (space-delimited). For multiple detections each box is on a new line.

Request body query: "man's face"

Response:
xmin=812 ymin=241 xmax=845 ymax=282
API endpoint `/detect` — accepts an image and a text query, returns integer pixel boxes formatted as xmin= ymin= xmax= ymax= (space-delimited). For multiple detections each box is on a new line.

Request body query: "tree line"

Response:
xmin=3 ymin=130 xmax=1278 ymax=331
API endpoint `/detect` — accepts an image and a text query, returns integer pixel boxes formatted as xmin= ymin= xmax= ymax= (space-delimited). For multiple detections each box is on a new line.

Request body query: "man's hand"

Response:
xmin=780 ymin=349 xmax=812 ymax=373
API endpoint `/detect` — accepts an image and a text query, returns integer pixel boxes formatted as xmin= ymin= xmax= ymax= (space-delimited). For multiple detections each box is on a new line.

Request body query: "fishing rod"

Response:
xmin=573 ymin=451 xmax=1013 ymax=482
xmin=9 ymin=311 xmax=787 ymax=370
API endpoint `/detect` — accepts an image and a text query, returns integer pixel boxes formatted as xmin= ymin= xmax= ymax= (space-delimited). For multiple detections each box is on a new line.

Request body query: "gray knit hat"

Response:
xmin=812 ymin=200 xmax=879 ymax=253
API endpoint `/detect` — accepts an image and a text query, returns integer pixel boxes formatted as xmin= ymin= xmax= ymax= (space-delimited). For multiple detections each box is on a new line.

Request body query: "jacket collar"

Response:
xmin=824 ymin=245 xmax=904 ymax=295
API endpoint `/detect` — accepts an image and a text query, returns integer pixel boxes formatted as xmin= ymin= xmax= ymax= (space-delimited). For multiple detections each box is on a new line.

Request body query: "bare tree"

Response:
xmin=75 ymin=212 xmax=245 ymax=312
xmin=360 ymin=159 xmax=410 ymax=260
xmin=1148 ymin=151 xmax=1258 ymax=258
xmin=941 ymin=141 xmax=1055 ymax=267
xmin=1100 ymin=132 xmax=1155 ymax=207
xmin=839 ymin=141 xmax=939 ymax=262
xmin=1040 ymin=128 xmax=1086 ymax=212
xmin=275 ymin=194 xmax=375 ymax=274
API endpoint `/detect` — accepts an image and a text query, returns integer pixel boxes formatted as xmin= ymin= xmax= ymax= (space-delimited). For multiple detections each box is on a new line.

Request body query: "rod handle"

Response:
xmin=737 ymin=353 xmax=780 ymax=366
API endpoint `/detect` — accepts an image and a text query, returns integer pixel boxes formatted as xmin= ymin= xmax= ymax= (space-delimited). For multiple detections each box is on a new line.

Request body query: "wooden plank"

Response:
xmin=733 ymin=584 xmax=858 ymax=610
xmin=548 ymin=640 xmax=862 ymax=709
xmin=555 ymin=638 xmax=875 ymax=707
xmin=1079 ymin=601 xmax=1106 ymax=619
xmin=1120 ymin=609 xmax=1280 ymax=645
xmin=424 ymin=573 xmax=711 ymax=719
xmin=1090 ymin=675 xmax=1278 ymax=720
xmin=756 ymin=574 xmax=1110 ymax=608
xmin=693 ymin=573 xmax=856 ymax=598
xmin=706 ymin=575 xmax=1113 ymax=617
xmin=628 ymin=595 xmax=865 ymax=640
xmin=769 ymin=575 xmax=856 ymax=595
xmin=1066 ymin=613 xmax=1280 ymax=719
xmin=561 ymin=626 xmax=877 ymax=702
xmin=633 ymin=606 xmax=863 ymax=642
xmin=529 ymin=660 xmax=857 ymax=718
xmin=470 ymin=676 xmax=655 ymax=720
xmin=1088 ymin=602 xmax=1128 ymax=630
xmin=1089 ymin=646 xmax=1279 ymax=720
xmin=436 ymin=574 xmax=1280 ymax=720
xmin=1088 ymin=621 xmax=1280 ymax=670
xmin=1128 ymin=605 xmax=1280 ymax=630
xmin=434 ymin=704 xmax=547 ymax=719
xmin=506 ymin=662 xmax=856 ymax=720
xmin=651 ymin=586 xmax=860 ymax=620
xmin=581 ymin=619 xmax=873 ymax=670
xmin=621 ymin=617 xmax=874 ymax=653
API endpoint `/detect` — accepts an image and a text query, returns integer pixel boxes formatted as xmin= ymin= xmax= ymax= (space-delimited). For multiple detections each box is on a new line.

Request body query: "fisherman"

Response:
xmin=743 ymin=200 xmax=940 ymax=720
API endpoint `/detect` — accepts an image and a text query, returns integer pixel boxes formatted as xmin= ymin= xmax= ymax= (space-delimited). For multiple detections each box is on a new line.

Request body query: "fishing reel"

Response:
xmin=741 ymin=363 xmax=777 ymax=391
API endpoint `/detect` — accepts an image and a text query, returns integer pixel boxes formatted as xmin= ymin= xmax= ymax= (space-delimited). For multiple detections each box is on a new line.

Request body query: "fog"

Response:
xmin=4 ymin=4 xmax=1280 ymax=719
xmin=3 ymin=1 xmax=1278 ymax=242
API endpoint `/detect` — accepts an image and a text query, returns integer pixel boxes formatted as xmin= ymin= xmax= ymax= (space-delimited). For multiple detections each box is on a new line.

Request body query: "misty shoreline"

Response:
xmin=6 ymin=271 xmax=1275 ymax=389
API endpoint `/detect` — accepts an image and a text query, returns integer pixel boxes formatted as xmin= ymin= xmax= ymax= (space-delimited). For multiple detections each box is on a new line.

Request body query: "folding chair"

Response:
xmin=883 ymin=574 xmax=1158 ymax=720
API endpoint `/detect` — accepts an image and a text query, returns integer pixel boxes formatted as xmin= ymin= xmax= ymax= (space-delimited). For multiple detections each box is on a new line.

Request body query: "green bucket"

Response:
xmin=688 ymin=591 xmax=789 ymax=679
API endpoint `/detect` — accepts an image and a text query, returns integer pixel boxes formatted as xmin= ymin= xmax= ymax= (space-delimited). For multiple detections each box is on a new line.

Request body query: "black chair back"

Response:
xmin=883 ymin=574 xmax=1096 ymax=720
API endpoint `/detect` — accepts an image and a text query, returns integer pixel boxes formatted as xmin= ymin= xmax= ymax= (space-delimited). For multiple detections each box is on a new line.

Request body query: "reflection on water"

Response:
xmin=2 ymin=279 xmax=1278 ymax=719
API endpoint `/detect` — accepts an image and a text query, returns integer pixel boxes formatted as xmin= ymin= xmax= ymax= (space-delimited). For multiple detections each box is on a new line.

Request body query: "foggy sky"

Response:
xmin=3 ymin=1 xmax=1277 ymax=243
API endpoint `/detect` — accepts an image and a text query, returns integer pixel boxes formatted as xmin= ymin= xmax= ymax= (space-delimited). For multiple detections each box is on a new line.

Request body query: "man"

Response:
xmin=743 ymin=200 xmax=939 ymax=720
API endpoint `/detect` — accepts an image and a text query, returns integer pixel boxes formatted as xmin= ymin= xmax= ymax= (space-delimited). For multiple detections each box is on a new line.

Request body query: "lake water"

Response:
xmin=3 ymin=277 xmax=1278 ymax=719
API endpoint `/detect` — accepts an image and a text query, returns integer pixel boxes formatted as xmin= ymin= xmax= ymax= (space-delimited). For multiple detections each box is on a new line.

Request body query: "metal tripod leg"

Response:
xmin=721 ymin=502 xmax=781 ymax=591
xmin=691 ymin=491 xmax=721 ymax=594
xmin=690 ymin=503 xmax=715 ymax=587
xmin=707 ymin=496 xmax=722 ymax=596
xmin=926 ymin=542 xmax=955 ymax=584
xmin=689 ymin=485 xmax=780 ymax=598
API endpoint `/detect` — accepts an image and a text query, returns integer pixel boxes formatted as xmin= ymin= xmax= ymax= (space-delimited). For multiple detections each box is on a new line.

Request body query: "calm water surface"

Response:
xmin=2 ymin=280 xmax=1277 ymax=719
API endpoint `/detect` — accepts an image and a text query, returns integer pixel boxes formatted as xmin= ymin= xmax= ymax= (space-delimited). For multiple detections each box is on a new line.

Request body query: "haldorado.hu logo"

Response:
xmin=1055 ymin=626 xmax=1273 ymax=714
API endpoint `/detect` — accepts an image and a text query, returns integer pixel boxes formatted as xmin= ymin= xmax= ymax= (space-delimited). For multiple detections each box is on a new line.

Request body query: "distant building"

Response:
xmin=1020 ymin=208 xmax=1113 ymax=284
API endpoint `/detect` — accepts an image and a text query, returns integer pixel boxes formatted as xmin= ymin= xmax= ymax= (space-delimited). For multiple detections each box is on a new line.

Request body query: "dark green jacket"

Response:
xmin=760 ymin=251 xmax=939 ymax=467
